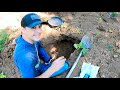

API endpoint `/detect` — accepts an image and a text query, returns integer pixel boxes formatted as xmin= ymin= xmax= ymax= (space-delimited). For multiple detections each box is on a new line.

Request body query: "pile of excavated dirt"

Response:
xmin=0 ymin=12 xmax=120 ymax=78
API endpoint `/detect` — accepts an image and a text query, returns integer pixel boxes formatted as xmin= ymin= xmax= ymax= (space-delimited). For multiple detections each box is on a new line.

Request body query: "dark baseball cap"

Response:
xmin=21 ymin=13 xmax=43 ymax=28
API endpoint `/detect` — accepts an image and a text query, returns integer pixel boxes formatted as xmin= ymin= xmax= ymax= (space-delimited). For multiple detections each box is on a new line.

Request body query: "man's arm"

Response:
xmin=35 ymin=65 xmax=55 ymax=78
xmin=16 ymin=55 xmax=36 ymax=78
xmin=34 ymin=41 xmax=52 ymax=63
xmin=36 ymin=56 xmax=66 ymax=78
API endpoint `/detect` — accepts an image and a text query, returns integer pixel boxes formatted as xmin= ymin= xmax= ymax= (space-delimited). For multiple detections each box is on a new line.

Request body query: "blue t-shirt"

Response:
xmin=13 ymin=35 xmax=51 ymax=78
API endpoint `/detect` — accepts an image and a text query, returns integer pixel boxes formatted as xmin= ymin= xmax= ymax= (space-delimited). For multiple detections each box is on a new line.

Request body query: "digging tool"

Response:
xmin=65 ymin=35 xmax=92 ymax=78
xmin=42 ymin=16 xmax=64 ymax=28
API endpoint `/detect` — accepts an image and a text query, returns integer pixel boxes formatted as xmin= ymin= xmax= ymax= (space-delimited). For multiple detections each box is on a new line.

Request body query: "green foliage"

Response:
xmin=111 ymin=12 xmax=119 ymax=17
xmin=74 ymin=43 xmax=82 ymax=49
xmin=0 ymin=72 xmax=6 ymax=78
xmin=0 ymin=30 xmax=9 ymax=52
xmin=82 ymin=48 xmax=88 ymax=55
xmin=109 ymin=12 xmax=119 ymax=18
xmin=74 ymin=42 xmax=84 ymax=49
xmin=73 ymin=42 xmax=88 ymax=55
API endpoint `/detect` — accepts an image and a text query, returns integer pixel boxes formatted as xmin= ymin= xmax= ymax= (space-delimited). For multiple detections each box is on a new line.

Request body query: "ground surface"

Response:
xmin=0 ymin=12 xmax=120 ymax=78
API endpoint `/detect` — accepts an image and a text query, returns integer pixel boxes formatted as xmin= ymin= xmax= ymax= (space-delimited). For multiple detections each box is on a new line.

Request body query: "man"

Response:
xmin=13 ymin=13 xmax=70 ymax=78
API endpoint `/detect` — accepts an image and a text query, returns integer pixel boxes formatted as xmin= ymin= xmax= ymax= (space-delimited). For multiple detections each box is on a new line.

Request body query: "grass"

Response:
xmin=0 ymin=72 xmax=6 ymax=78
xmin=0 ymin=29 xmax=9 ymax=52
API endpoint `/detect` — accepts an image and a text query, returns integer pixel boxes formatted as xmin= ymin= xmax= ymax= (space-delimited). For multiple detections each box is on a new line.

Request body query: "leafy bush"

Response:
xmin=0 ymin=29 xmax=9 ymax=52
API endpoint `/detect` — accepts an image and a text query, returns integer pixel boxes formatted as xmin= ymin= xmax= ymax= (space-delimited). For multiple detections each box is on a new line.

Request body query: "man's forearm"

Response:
xmin=35 ymin=66 xmax=55 ymax=78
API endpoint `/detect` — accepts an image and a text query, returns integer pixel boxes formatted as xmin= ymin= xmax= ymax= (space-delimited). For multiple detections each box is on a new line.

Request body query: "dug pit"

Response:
xmin=44 ymin=35 xmax=80 ymax=59
xmin=43 ymin=35 xmax=81 ymax=78
xmin=45 ymin=39 xmax=75 ymax=60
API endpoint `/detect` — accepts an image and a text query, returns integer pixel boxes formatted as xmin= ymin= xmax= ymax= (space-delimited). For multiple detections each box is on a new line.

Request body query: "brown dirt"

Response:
xmin=0 ymin=12 xmax=120 ymax=78
xmin=45 ymin=39 xmax=75 ymax=59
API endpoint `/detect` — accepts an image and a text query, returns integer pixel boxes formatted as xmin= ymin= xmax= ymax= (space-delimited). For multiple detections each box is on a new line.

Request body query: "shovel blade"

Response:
xmin=81 ymin=35 xmax=92 ymax=49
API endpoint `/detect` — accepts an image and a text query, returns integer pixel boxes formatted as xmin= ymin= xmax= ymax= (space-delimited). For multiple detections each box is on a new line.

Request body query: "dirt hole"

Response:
xmin=44 ymin=35 xmax=80 ymax=60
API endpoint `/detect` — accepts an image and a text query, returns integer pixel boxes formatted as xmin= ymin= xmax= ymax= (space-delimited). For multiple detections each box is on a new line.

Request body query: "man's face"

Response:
xmin=24 ymin=24 xmax=42 ymax=41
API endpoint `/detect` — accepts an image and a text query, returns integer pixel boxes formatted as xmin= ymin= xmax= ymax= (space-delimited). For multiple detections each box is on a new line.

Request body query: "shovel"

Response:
xmin=65 ymin=35 xmax=92 ymax=78
xmin=42 ymin=16 xmax=64 ymax=28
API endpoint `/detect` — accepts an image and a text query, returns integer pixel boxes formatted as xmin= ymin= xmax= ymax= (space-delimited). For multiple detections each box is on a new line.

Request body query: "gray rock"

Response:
xmin=113 ymin=55 xmax=118 ymax=58
xmin=116 ymin=49 xmax=120 ymax=54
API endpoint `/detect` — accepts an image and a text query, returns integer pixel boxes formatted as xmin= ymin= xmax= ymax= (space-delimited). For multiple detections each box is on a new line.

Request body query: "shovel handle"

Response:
xmin=65 ymin=49 xmax=83 ymax=78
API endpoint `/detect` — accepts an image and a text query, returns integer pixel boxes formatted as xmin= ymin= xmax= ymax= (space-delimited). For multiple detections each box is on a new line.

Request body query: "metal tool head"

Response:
xmin=48 ymin=16 xmax=64 ymax=27
xmin=81 ymin=35 xmax=92 ymax=49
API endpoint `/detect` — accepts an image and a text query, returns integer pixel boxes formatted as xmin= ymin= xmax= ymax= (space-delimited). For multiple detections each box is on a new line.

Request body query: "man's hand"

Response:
xmin=50 ymin=56 xmax=66 ymax=72
xmin=36 ymin=56 xmax=66 ymax=78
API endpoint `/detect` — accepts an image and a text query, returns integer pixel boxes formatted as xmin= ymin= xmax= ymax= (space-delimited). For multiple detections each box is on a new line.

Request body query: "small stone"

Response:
xmin=97 ymin=26 xmax=106 ymax=31
xmin=116 ymin=49 xmax=120 ymax=54
xmin=113 ymin=55 xmax=118 ymax=58
xmin=116 ymin=41 xmax=120 ymax=48
xmin=101 ymin=74 xmax=105 ymax=78
xmin=108 ymin=29 xmax=113 ymax=33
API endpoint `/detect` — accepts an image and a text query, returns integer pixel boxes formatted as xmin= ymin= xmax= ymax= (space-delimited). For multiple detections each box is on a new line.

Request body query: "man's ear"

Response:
xmin=21 ymin=27 xmax=26 ymax=34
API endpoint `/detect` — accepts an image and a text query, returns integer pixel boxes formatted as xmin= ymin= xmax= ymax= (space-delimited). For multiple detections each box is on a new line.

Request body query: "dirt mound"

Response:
xmin=0 ymin=38 xmax=20 ymax=78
